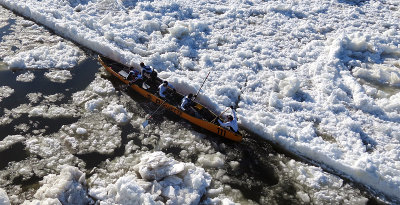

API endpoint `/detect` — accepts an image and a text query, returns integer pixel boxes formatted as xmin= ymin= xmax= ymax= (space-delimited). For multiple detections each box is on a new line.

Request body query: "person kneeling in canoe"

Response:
xmin=140 ymin=62 xmax=158 ymax=80
xmin=180 ymin=93 xmax=197 ymax=115
xmin=127 ymin=67 xmax=143 ymax=86
xmin=158 ymin=81 xmax=176 ymax=102
xmin=140 ymin=62 xmax=152 ymax=76
xmin=218 ymin=106 xmax=238 ymax=132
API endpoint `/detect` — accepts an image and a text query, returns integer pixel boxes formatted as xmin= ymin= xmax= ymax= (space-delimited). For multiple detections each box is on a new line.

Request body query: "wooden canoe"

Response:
xmin=98 ymin=55 xmax=242 ymax=142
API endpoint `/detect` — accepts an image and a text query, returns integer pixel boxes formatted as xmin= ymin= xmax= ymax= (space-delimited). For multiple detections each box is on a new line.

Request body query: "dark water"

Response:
xmin=0 ymin=57 xmax=99 ymax=111
xmin=0 ymin=56 xmax=100 ymax=169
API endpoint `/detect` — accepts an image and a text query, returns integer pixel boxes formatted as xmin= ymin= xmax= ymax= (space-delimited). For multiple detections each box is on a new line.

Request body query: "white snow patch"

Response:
xmin=90 ymin=151 xmax=212 ymax=204
xmin=1 ymin=0 xmax=400 ymax=202
xmin=22 ymin=166 xmax=92 ymax=205
xmin=44 ymin=70 xmax=72 ymax=83
xmin=197 ymin=152 xmax=225 ymax=168
xmin=102 ymin=101 xmax=132 ymax=124
xmin=16 ymin=71 xmax=35 ymax=82
xmin=0 ymin=86 xmax=14 ymax=102
xmin=84 ymin=98 xmax=104 ymax=112
xmin=75 ymin=127 xmax=86 ymax=135
xmin=59 ymin=118 xmax=121 ymax=154
xmin=0 ymin=135 xmax=25 ymax=151
xmin=4 ymin=42 xmax=80 ymax=69
xmin=0 ymin=188 xmax=10 ymax=205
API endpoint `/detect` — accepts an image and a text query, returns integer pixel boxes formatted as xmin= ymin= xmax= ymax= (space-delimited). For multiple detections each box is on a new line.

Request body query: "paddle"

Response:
xmin=142 ymin=100 xmax=167 ymax=128
xmin=194 ymin=71 xmax=210 ymax=100
xmin=211 ymin=107 xmax=230 ymax=124
xmin=142 ymin=82 xmax=150 ymax=89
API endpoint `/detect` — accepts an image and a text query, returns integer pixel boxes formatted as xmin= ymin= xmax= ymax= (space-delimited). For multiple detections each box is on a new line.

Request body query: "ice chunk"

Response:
xmin=24 ymin=166 xmax=92 ymax=205
xmin=4 ymin=42 xmax=80 ymax=69
xmin=197 ymin=152 xmax=225 ymax=168
xmin=0 ymin=188 xmax=10 ymax=205
xmin=136 ymin=151 xmax=185 ymax=181
xmin=101 ymin=101 xmax=132 ymax=124
xmin=91 ymin=151 xmax=212 ymax=204
xmin=85 ymin=98 xmax=104 ymax=112
xmin=0 ymin=135 xmax=25 ymax=151
xmin=75 ymin=127 xmax=87 ymax=135
xmin=59 ymin=117 xmax=121 ymax=154
xmin=0 ymin=86 xmax=14 ymax=102
xmin=16 ymin=71 xmax=35 ymax=82
xmin=44 ymin=70 xmax=72 ymax=83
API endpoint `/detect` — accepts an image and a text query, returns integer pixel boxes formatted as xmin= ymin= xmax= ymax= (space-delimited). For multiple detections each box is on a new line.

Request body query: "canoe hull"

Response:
xmin=98 ymin=55 xmax=242 ymax=142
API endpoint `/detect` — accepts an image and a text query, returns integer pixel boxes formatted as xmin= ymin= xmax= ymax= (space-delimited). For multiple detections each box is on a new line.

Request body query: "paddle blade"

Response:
xmin=142 ymin=120 xmax=149 ymax=128
xmin=142 ymin=82 xmax=150 ymax=90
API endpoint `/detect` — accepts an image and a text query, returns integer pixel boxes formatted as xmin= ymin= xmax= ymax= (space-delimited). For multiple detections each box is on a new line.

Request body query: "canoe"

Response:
xmin=98 ymin=55 xmax=243 ymax=142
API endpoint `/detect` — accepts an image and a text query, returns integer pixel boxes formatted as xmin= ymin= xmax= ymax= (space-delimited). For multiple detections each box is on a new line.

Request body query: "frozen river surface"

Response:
xmin=0 ymin=0 xmax=400 ymax=204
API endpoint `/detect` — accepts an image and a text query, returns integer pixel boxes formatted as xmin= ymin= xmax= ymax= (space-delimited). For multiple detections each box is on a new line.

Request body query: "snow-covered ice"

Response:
xmin=1 ymin=0 xmax=400 ymax=203
xmin=0 ymin=188 xmax=10 ymax=205
xmin=44 ymin=70 xmax=73 ymax=83
xmin=89 ymin=151 xmax=212 ymax=205
xmin=16 ymin=71 xmax=35 ymax=82
xmin=0 ymin=86 xmax=14 ymax=102
xmin=0 ymin=135 xmax=25 ymax=151
xmin=21 ymin=166 xmax=93 ymax=205
xmin=59 ymin=117 xmax=122 ymax=154
xmin=281 ymin=158 xmax=369 ymax=204
xmin=101 ymin=101 xmax=133 ymax=124
xmin=4 ymin=42 xmax=80 ymax=69
xmin=197 ymin=152 xmax=225 ymax=168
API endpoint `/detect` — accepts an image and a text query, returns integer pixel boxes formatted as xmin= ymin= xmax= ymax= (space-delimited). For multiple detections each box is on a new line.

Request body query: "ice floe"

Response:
xmin=0 ymin=188 xmax=10 ymax=205
xmin=0 ymin=86 xmax=14 ymax=102
xmin=16 ymin=71 xmax=35 ymax=82
xmin=44 ymin=70 xmax=72 ymax=83
xmin=4 ymin=42 xmax=80 ymax=69
xmin=21 ymin=166 xmax=92 ymax=205
xmin=0 ymin=135 xmax=25 ymax=151
xmin=89 ymin=151 xmax=212 ymax=205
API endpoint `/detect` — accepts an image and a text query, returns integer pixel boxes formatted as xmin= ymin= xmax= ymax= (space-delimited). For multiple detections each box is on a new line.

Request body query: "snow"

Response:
xmin=16 ymin=71 xmax=35 ymax=82
xmin=0 ymin=86 xmax=14 ymax=102
xmin=89 ymin=151 xmax=212 ymax=205
xmin=0 ymin=188 xmax=11 ymax=205
xmin=281 ymin=158 xmax=369 ymax=204
xmin=0 ymin=135 xmax=25 ymax=151
xmin=101 ymin=101 xmax=132 ymax=124
xmin=26 ymin=93 xmax=43 ymax=104
xmin=44 ymin=70 xmax=73 ymax=83
xmin=75 ymin=127 xmax=87 ymax=135
xmin=9 ymin=104 xmax=77 ymax=118
xmin=197 ymin=152 xmax=225 ymax=168
xmin=4 ymin=42 xmax=80 ymax=69
xmin=0 ymin=0 xmax=400 ymax=202
xmin=59 ymin=118 xmax=121 ymax=154
xmin=73 ymin=74 xmax=132 ymax=124
xmin=21 ymin=166 xmax=92 ymax=205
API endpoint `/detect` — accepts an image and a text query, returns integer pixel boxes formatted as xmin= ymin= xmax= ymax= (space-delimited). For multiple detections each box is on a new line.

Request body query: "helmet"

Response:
xmin=163 ymin=81 xmax=168 ymax=85
xmin=140 ymin=62 xmax=145 ymax=67
xmin=188 ymin=93 xmax=193 ymax=98
xmin=227 ymin=115 xmax=233 ymax=121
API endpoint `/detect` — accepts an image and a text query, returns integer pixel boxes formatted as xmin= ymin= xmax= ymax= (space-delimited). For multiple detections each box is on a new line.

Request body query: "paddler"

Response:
xmin=218 ymin=106 xmax=238 ymax=132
